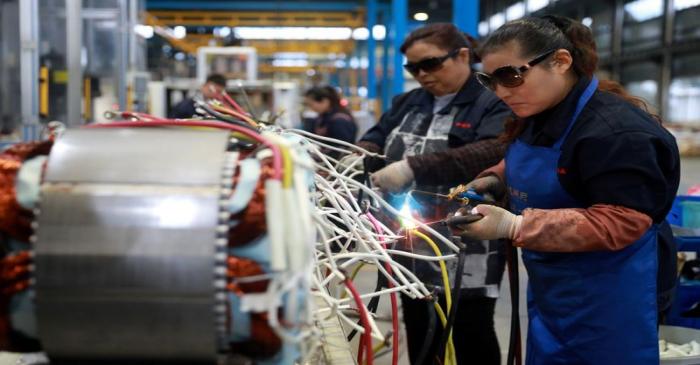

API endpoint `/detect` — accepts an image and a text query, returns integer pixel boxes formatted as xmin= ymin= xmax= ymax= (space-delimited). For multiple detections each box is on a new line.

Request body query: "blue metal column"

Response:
xmin=367 ymin=0 xmax=377 ymax=100
xmin=391 ymin=0 xmax=407 ymax=96
xmin=453 ymin=0 xmax=479 ymax=36
xmin=381 ymin=10 xmax=392 ymax=112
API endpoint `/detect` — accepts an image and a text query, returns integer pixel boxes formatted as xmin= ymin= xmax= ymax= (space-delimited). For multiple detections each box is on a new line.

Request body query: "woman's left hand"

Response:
xmin=371 ymin=160 xmax=414 ymax=193
xmin=450 ymin=204 xmax=523 ymax=240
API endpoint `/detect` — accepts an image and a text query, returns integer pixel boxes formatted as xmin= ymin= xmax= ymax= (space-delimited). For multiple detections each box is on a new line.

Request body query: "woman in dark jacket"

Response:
xmin=304 ymin=86 xmax=357 ymax=159
xmin=357 ymin=23 xmax=511 ymax=365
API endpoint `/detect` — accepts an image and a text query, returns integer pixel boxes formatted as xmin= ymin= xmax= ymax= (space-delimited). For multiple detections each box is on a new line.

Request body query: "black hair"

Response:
xmin=400 ymin=23 xmax=481 ymax=64
xmin=304 ymin=86 xmax=351 ymax=115
xmin=206 ymin=74 xmax=227 ymax=87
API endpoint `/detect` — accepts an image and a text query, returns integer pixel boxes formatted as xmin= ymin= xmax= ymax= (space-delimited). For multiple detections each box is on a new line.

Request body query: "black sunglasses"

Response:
xmin=403 ymin=49 xmax=461 ymax=76
xmin=475 ymin=49 xmax=556 ymax=91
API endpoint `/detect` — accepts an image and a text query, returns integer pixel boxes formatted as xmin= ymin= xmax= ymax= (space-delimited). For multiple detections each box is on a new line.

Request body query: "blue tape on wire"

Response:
xmin=228 ymin=158 xmax=262 ymax=215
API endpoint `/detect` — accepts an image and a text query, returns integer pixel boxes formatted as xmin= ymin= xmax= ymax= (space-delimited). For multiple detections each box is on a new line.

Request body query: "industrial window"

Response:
xmin=668 ymin=53 xmax=700 ymax=126
xmin=622 ymin=0 xmax=663 ymax=51
xmin=621 ymin=60 xmax=660 ymax=112
xmin=675 ymin=4 xmax=700 ymax=41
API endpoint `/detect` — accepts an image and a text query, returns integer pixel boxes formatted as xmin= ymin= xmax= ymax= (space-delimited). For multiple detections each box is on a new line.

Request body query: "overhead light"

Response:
xmin=273 ymin=52 xmax=308 ymax=59
xmin=506 ymin=2 xmax=525 ymax=20
xmin=134 ymin=24 xmax=154 ymax=39
xmin=173 ymin=25 xmax=187 ymax=39
xmin=581 ymin=17 xmax=593 ymax=27
xmin=233 ymin=27 xmax=352 ymax=40
xmin=372 ymin=25 xmax=386 ymax=40
xmin=414 ymin=12 xmax=429 ymax=21
xmin=489 ymin=13 xmax=505 ymax=29
xmin=271 ymin=59 xmax=309 ymax=67
xmin=676 ymin=0 xmax=700 ymax=10
xmin=527 ymin=0 xmax=549 ymax=13
xmin=623 ymin=0 xmax=663 ymax=22
xmin=352 ymin=27 xmax=370 ymax=40
xmin=214 ymin=27 xmax=231 ymax=37
xmin=478 ymin=21 xmax=489 ymax=36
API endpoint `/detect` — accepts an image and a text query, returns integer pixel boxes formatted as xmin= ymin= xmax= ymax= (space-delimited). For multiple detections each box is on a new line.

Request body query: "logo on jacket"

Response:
xmin=454 ymin=121 xmax=472 ymax=129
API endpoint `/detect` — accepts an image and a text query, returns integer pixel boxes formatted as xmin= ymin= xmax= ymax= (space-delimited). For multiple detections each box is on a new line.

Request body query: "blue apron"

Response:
xmin=505 ymin=78 xmax=659 ymax=364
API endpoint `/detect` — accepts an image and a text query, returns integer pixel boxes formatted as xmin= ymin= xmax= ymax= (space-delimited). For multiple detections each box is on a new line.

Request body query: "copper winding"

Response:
xmin=227 ymin=158 xmax=274 ymax=247
xmin=225 ymin=255 xmax=280 ymax=357
xmin=226 ymin=256 xmax=268 ymax=294
xmin=0 ymin=141 xmax=53 ymax=243
xmin=0 ymin=251 xmax=31 ymax=297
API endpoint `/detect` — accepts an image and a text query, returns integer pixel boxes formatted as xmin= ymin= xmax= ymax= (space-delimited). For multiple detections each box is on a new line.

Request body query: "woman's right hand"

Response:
xmin=451 ymin=175 xmax=506 ymax=201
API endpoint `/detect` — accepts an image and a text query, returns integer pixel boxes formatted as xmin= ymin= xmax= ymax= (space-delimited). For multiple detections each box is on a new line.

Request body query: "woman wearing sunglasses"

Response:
xmin=453 ymin=15 xmax=680 ymax=364
xmin=356 ymin=23 xmax=511 ymax=365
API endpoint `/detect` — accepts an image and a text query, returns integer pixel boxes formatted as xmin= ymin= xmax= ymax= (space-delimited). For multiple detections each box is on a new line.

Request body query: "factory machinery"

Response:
xmin=0 ymin=94 xmax=472 ymax=365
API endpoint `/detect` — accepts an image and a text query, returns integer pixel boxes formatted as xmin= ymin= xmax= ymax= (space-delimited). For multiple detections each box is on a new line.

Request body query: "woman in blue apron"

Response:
xmin=357 ymin=23 xmax=511 ymax=364
xmin=453 ymin=16 xmax=680 ymax=364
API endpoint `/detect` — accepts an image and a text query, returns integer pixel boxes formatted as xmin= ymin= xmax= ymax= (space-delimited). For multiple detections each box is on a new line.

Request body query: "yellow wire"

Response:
xmin=411 ymin=230 xmax=451 ymax=311
xmin=279 ymin=145 xmax=293 ymax=188
xmin=413 ymin=229 xmax=456 ymax=365
xmin=340 ymin=262 xmax=366 ymax=299
xmin=212 ymin=104 xmax=259 ymax=127
xmin=434 ymin=303 xmax=457 ymax=365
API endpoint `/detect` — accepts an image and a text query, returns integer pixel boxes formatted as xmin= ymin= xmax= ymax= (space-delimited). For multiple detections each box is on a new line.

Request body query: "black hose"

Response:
xmin=347 ymin=269 xmax=386 ymax=341
xmin=438 ymin=240 xmax=467 ymax=364
xmin=356 ymin=157 xmax=370 ymax=207
xmin=506 ymin=241 xmax=522 ymax=365
xmin=414 ymin=295 xmax=438 ymax=365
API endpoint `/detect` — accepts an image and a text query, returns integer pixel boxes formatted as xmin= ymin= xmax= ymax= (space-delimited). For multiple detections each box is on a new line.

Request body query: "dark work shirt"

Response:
xmin=313 ymin=109 xmax=357 ymax=159
xmin=518 ymin=77 xmax=680 ymax=224
xmin=168 ymin=98 xmax=197 ymax=119
xmin=361 ymin=75 xmax=509 ymax=150
xmin=360 ymin=75 xmax=510 ymax=185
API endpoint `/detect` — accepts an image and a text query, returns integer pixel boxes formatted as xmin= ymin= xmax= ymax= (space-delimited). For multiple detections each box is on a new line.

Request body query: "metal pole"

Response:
xmin=118 ymin=0 xmax=129 ymax=110
xmin=391 ymin=0 xmax=406 ymax=96
xmin=20 ymin=0 xmax=40 ymax=140
xmin=66 ymin=0 xmax=83 ymax=126
xmin=453 ymin=0 xmax=479 ymax=36
xmin=367 ymin=0 xmax=377 ymax=100
xmin=129 ymin=0 xmax=138 ymax=70
xmin=660 ymin=0 xmax=675 ymax=118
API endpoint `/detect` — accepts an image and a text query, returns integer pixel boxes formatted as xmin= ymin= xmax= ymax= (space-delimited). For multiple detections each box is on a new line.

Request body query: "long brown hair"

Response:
xmin=478 ymin=15 xmax=661 ymax=143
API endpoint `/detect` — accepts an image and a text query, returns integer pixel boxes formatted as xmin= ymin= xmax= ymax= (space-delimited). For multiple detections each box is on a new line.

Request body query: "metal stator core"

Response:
xmin=32 ymin=128 xmax=232 ymax=363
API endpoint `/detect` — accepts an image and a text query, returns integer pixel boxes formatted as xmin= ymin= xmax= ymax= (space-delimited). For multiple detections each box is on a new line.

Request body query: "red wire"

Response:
xmin=344 ymin=276 xmax=373 ymax=365
xmin=84 ymin=120 xmax=283 ymax=180
xmin=222 ymin=91 xmax=249 ymax=116
xmin=366 ymin=213 xmax=399 ymax=365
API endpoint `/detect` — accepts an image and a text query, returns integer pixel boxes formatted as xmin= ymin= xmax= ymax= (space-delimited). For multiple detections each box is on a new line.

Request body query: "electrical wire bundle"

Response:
xmin=286 ymin=128 xmax=465 ymax=365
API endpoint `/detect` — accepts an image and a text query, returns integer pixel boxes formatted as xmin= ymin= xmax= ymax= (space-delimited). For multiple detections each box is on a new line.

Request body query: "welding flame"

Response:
xmin=399 ymin=201 xmax=417 ymax=230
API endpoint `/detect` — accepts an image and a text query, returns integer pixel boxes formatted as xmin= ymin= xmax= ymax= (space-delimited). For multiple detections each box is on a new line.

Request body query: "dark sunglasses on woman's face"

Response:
xmin=403 ymin=49 xmax=461 ymax=76
xmin=475 ymin=49 xmax=556 ymax=91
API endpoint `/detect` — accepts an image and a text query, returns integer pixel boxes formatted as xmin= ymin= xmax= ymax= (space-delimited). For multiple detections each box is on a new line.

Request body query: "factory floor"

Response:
xmin=350 ymin=157 xmax=700 ymax=365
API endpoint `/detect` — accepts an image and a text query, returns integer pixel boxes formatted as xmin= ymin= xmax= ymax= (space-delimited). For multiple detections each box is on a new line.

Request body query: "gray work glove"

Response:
xmin=371 ymin=160 xmax=414 ymax=193
xmin=450 ymin=205 xmax=522 ymax=241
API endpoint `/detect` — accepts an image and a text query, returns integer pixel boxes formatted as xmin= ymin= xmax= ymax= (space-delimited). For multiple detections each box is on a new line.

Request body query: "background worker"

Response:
xmin=453 ymin=15 xmax=680 ymax=364
xmin=304 ymin=86 xmax=358 ymax=159
xmin=356 ymin=23 xmax=511 ymax=365
xmin=168 ymin=74 xmax=227 ymax=119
